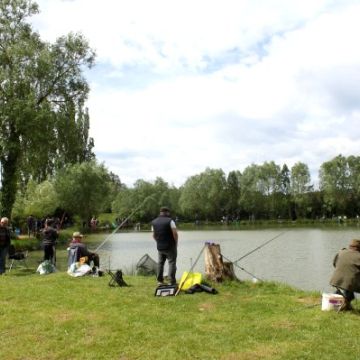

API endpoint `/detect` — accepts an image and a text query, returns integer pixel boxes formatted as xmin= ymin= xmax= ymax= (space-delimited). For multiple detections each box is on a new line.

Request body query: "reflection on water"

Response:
xmin=98 ymin=227 xmax=360 ymax=292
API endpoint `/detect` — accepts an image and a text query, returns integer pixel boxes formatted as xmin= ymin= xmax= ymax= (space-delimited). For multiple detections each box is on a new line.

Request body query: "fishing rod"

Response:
xmin=94 ymin=194 xmax=156 ymax=252
xmin=232 ymin=231 xmax=287 ymax=264
xmin=175 ymin=243 xmax=206 ymax=296
xmin=290 ymin=302 xmax=322 ymax=313
xmin=222 ymin=254 xmax=262 ymax=282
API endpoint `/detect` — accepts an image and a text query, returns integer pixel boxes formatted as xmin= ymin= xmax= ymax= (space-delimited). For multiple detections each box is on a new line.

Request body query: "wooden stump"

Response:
xmin=204 ymin=243 xmax=238 ymax=282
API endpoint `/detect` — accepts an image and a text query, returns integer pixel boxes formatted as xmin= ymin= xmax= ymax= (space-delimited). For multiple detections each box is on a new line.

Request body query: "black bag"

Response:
xmin=154 ymin=284 xmax=178 ymax=297
xmin=185 ymin=283 xmax=218 ymax=295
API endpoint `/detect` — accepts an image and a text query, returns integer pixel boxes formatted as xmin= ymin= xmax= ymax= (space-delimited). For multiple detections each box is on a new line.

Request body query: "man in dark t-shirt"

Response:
xmin=42 ymin=219 xmax=58 ymax=264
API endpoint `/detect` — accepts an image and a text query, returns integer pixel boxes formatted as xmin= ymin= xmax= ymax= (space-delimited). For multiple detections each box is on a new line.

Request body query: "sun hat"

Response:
xmin=349 ymin=239 xmax=360 ymax=251
xmin=72 ymin=231 xmax=83 ymax=238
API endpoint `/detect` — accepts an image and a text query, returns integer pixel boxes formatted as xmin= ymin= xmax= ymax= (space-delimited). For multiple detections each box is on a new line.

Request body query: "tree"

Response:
xmin=258 ymin=161 xmax=282 ymax=219
xmin=102 ymin=171 xmax=126 ymax=213
xmin=239 ymin=164 xmax=266 ymax=219
xmin=12 ymin=179 xmax=59 ymax=220
xmin=278 ymin=164 xmax=291 ymax=218
xmin=290 ymin=162 xmax=312 ymax=218
xmin=0 ymin=0 xmax=95 ymax=216
xmin=179 ymin=168 xmax=228 ymax=221
xmin=346 ymin=155 xmax=360 ymax=216
xmin=54 ymin=161 xmax=111 ymax=223
xmin=319 ymin=154 xmax=360 ymax=217
xmin=225 ymin=170 xmax=242 ymax=219
xmin=111 ymin=177 xmax=180 ymax=222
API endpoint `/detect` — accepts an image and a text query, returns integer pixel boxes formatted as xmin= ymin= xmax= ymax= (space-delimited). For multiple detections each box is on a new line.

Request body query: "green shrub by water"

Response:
xmin=1 ymin=263 xmax=360 ymax=359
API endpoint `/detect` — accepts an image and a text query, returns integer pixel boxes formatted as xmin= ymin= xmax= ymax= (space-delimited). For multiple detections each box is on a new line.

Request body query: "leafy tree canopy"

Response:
xmin=0 ymin=0 xmax=95 ymax=217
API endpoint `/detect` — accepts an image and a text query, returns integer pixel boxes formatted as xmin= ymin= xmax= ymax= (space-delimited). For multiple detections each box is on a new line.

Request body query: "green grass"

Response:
xmin=1 ymin=255 xmax=360 ymax=360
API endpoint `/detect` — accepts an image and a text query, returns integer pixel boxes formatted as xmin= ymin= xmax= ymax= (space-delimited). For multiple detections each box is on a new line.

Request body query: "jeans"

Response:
xmin=157 ymin=247 xmax=177 ymax=284
xmin=0 ymin=246 xmax=9 ymax=274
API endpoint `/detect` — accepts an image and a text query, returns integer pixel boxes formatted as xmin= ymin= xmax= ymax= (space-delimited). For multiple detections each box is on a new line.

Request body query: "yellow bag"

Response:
xmin=179 ymin=272 xmax=202 ymax=290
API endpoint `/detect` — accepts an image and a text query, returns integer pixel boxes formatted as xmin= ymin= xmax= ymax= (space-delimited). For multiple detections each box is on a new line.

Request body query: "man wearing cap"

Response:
xmin=151 ymin=206 xmax=179 ymax=286
xmin=69 ymin=232 xmax=100 ymax=267
xmin=0 ymin=217 xmax=11 ymax=274
xmin=330 ymin=239 xmax=360 ymax=311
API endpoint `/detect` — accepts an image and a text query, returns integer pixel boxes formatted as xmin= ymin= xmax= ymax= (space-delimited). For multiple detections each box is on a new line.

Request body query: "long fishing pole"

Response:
xmin=175 ymin=243 xmax=206 ymax=296
xmin=233 ymin=231 xmax=287 ymax=264
xmin=94 ymin=194 xmax=156 ymax=252
xmin=222 ymin=254 xmax=262 ymax=282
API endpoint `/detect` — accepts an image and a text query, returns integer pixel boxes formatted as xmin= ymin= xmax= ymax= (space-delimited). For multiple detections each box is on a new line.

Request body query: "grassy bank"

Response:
xmin=1 ymin=263 xmax=360 ymax=359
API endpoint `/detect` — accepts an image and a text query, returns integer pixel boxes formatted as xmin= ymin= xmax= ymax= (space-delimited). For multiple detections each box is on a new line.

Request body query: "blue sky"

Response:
xmin=31 ymin=0 xmax=360 ymax=187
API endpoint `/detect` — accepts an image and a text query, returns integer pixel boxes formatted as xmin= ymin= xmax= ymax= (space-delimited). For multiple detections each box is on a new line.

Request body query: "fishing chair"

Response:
xmin=108 ymin=270 xmax=128 ymax=287
xmin=8 ymin=245 xmax=28 ymax=272
xmin=67 ymin=246 xmax=81 ymax=268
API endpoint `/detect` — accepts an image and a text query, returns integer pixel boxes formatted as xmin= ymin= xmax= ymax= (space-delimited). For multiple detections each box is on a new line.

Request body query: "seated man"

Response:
xmin=330 ymin=239 xmax=360 ymax=311
xmin=68 ymin=232 xmax=100 ymax=268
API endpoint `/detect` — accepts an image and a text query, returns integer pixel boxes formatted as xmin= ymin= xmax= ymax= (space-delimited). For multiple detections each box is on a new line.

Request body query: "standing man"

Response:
xmin=330 ymin=239 xmax=360 ymax=311
xmin=42 ymin=219 xmax=58 ymax=264
xmin=0 ymin=217 xmax=11 ymax=274
xmin=27 ymin=215 xmax=35 ymax=237
xmin=151 ymin=206 xmax=179 ymax=286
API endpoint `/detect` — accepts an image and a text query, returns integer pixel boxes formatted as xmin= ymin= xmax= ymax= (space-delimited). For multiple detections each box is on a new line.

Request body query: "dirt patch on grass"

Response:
xmin=296 ymin=296 xmax=320 ymax=306
xmin=198 ymin=302 xmax=216 ymax=312
xmin=221 ymin=344 xmax=282 ymax=360
xmin=271 ymin=319 xmax=296 ymax=330
xmin=54 ymin=311 xmax=75 ymax=323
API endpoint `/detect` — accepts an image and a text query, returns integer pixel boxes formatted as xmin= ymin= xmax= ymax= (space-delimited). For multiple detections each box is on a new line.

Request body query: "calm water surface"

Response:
xmin=98 ymin=227 xmax=360 ymax=292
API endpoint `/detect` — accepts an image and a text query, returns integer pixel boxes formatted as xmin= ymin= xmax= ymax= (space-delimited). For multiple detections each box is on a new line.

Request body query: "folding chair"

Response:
xmin=108 ymin=270 xmax=128 ymax=287
xmin=67 ymin=246 xmax=80 ymax=268
xmin=8 ymin=245 xmax=28 ymax=272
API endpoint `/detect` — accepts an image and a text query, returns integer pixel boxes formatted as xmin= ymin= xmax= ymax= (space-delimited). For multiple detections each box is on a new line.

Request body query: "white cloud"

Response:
xmin=31 ymin=0 xmax=360 ymax=186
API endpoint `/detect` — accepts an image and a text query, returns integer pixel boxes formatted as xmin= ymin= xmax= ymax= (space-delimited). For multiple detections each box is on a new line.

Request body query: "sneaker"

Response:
xmin=157 ymin=281 xmax=166 ymax=286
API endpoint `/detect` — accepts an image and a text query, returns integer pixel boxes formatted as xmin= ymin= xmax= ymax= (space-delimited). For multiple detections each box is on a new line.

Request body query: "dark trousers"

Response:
xmin=157 ymin=247 xmax=177 ymax=284
xmin=335 ymin=287 xmax=355 ymax=302
xmin=44 ymin=244 xmax=55 ymax=264
xmin=88 ymin=253 xmax=100 ymax=267
xmin=0 ymin=246 xmax=9 ymax=274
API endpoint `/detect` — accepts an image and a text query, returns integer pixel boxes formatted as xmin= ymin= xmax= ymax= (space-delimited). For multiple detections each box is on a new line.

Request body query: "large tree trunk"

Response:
xmin=0 ymin=139 xmax=20 ymax=218
xmin=204 ymin=243 xmax=238 ymax=282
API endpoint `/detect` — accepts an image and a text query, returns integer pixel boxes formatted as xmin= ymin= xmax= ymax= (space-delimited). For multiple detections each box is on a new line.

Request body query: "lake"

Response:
xmin=98 ymin=226 xmax=360 ymax=292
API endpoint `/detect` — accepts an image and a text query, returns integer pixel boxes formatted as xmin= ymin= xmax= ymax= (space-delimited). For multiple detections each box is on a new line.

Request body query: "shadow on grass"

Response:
xmin=8 ymin=268 xmax=36 ymax=276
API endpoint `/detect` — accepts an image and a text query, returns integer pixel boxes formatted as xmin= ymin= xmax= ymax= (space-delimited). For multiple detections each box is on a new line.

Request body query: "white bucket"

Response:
xmin=321 ymin=293 xmax=344 ymax=311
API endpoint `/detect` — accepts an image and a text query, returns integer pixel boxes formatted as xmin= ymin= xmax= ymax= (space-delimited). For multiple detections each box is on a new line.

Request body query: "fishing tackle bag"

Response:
xmin=154 ymin=284 xmax=178 ymax=297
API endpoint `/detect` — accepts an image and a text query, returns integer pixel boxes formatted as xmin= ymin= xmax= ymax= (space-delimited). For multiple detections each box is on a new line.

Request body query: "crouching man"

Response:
xmin=330 ymin=239 xmax=360 ymax=311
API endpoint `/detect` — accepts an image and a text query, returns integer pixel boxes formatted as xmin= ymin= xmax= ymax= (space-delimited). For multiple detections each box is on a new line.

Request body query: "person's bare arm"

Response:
xmin=172 ymin=228 xmax=178 ymax=247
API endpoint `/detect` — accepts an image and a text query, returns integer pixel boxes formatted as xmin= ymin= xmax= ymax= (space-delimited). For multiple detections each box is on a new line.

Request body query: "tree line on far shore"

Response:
xmin=3 ymin=154 xmax=360 ymax=229
xmin=111 ymin=154 xmax=360 ymax=223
